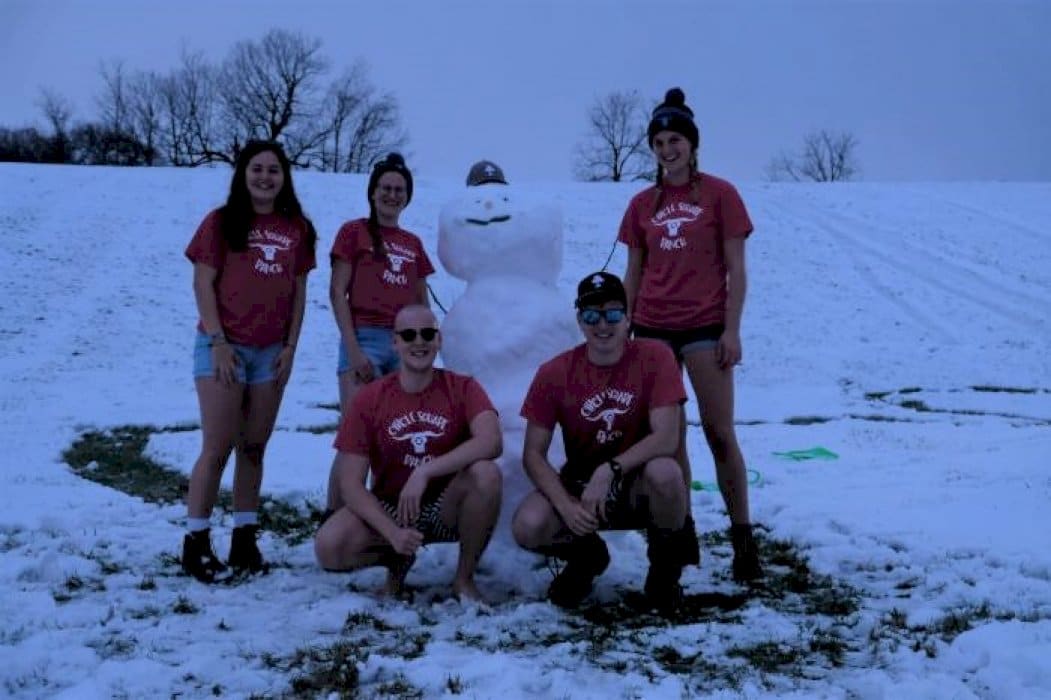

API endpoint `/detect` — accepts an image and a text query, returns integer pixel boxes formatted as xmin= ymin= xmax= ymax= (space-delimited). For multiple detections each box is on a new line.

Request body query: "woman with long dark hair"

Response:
xmin=618 ymin=88 xmax=763 ymax=583
xmin=182 ymin=140 xmax=317 ymax=582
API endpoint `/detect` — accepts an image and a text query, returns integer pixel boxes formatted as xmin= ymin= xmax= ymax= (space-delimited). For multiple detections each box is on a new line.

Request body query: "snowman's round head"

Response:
xmin=438 ymin=163 xmax=562 ymax=285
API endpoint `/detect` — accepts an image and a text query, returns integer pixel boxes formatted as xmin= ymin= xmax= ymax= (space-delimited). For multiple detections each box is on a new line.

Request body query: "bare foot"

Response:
xmin=452 ymin=578 xmax=486 ymax=603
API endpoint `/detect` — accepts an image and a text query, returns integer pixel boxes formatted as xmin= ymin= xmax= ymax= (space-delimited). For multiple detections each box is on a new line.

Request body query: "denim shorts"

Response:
xmin=632 ymin=323 xmax=724 ymax=361
xmin=337 ymin=326 xmax=399 ymax=376
xmin=193 ymin=332 xmax=283 ymax=385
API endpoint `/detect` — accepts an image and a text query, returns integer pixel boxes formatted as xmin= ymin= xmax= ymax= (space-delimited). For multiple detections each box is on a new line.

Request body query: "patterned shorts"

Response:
xmin=378 ymin=496 xmax=459 ymax=544
xmin=319 ymin=493 xmax=459 ymax=544
xmin=560 ymin=469 xmax=643 ymax=530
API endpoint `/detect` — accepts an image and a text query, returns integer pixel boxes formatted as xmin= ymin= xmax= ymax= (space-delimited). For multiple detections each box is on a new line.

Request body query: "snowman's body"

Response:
xmin=437 ymin=184 xmax=580 ymax=543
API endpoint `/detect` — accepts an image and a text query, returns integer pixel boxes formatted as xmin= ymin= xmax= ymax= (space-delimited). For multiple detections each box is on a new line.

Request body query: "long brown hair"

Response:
xmin=651 ymin=151 xmax=702 ymax=218
xmin=219 ymin=140 xmax=317 ymax=253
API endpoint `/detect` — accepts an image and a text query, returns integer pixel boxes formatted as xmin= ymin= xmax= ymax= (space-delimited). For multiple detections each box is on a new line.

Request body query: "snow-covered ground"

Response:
xmin=1 ymin=163 xmax=1049 ymax=699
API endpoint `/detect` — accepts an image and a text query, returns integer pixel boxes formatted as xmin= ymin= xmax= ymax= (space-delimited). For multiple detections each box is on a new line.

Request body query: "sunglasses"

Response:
xmin=579 ymin=308 xmax=626 ymax=326
xmin=395 ymin=327 xmax=439 ymax=342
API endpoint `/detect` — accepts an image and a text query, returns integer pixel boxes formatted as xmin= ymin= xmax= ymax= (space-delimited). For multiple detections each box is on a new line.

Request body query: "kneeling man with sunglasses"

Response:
xmin=512 ymin=272 xmax=695 ymax=612
xmin=315 ymin=304 xmax=503 ymax=602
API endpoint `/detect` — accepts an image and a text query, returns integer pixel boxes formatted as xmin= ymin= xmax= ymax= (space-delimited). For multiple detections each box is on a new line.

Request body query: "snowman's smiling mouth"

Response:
xmin=465 ymin=215 xmax=512 ymax=226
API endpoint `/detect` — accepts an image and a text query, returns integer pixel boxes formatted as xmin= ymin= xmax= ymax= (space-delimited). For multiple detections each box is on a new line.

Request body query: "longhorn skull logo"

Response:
xmin=392 ymin=430 xmax=442 ymax=454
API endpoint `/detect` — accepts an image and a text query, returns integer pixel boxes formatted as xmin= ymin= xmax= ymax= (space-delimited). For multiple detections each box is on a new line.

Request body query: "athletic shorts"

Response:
xmin=319 ymin=492 xmax=458 ymax=544
xmin=632 ymin=323 xmax=724 ymax=360
xmin=559 ymin=467 xmax=643 ymax=531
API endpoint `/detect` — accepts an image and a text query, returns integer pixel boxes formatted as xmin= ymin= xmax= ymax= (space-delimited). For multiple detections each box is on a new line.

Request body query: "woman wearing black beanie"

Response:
xmin=328 ymin=153 xmax=433 ymax=416
xmin=617 ymin=88 xmax=763 ymax=583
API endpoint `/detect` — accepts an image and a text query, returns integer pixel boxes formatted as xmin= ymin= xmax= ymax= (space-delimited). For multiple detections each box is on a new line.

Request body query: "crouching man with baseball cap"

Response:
xmin=511 ymin=271 xmax=696 ymax=611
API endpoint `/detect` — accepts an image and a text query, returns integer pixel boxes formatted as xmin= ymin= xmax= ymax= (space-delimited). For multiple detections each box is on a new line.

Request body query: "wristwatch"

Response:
xmin=608 ymin=459 xmax=623 ymax=479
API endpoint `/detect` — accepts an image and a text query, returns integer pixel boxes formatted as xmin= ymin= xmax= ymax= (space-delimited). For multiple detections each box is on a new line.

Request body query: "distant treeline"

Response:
xmin=1 ymin=29 xmax=408 ymax=171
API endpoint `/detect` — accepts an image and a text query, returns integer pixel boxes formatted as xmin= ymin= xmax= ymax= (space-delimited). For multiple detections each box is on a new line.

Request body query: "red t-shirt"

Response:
xmin=185 ymin=209 xmax=317 ymax=346
xmin=335 ymin=369 xmax=496 ymax=501
xmin=618 ymin=173 xmax=753 ymax=330
xmin=330 ymin=219 xmax=435 ymax=328
xmin=520 ymin=339 xmax=686 ymax=481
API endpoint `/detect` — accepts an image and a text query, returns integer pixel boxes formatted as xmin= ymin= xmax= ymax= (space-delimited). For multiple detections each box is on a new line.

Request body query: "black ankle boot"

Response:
xmin=228 ymin=525 xmax=269 ymax=575
xmin=731 ymin=523 xmax=763 ymax=583
xmin=545 ymin=534 xmax=611 ymax=609
xmin=182 ymin=529 xmax=229 ymax=583
xmin=679 ymin=514 xmax=702 ymax=567
xmin=644 ymin=527 xmax=686 ymax=612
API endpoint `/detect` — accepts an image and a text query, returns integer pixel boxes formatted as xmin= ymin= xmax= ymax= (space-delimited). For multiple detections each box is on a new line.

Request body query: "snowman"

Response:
xmin=438 ymin=160 xmax=580 ymax=537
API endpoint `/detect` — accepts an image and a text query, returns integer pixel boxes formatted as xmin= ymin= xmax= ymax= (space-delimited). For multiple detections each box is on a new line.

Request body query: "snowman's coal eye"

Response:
xmin=503 ymin=197 xmax=509 ymax=202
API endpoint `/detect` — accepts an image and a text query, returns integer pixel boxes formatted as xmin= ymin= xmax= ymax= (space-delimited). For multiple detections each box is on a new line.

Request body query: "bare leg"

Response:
xmin=187 ymin=378 xmax=243 ymax=519
xmin=683 ymin=349 xmax=750 ymax=525
xmin=326 ymin=372 xmax=368 ymax=510
xmin=629 ymin=457 xmax=688 ymax=530
xmin=314 ymin=508 xmax=390 ymax=571
xmin=232 ymin=380 xmax=285 ymax=513
xmin=675 ymin=403 xmax=693 ymax=514
xmin=440 ymin=460 xmax=502 ymax=600
xmin=511 ymin=490 xmax=572 ymax=551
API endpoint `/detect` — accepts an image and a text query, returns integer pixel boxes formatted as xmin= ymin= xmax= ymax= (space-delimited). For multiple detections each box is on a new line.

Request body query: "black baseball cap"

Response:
xmin=466 ymin=160 xmax=508 ymax=186
xmin=575 ymin=271 xmax=628 ymax=309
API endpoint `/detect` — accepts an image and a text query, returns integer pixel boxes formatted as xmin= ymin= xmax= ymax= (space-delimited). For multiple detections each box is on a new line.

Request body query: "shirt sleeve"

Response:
xmin=330 ymin=220 xmax=360 ymax=264
xmin=519 ymin=362 xmax=558 ymax=430
xmin=648 ymin=342 xmax=688 ymax=407
xmin=185 ymin=210 xmax=225 ymax=268
xmin=719 ymin=183 xmax=754 ymax=240
xmin=416 ymin=237 xmax=436 ymax=277
xmin=616 ymin=193 xmax=647 ymax=248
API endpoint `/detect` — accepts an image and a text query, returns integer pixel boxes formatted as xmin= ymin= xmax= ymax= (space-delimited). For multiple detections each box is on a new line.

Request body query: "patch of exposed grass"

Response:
xmin=87 ymin=633 xmax=137 ymax=659
xmin=62 ymin=425 xmax=326 ymax=544
xmin=866 ymin=601 xmax=1051 ymax=661
xmin=284 ymin=641 xmax=361 ymax=698
xmin=294 ymin=423 xmax=339 ymax=435
xmin=971 ymin=385 xmax=1037 ymax=394
xmin=727 ymin=640 xmax=803 ymax=674
xmin=172 ymin=596 xmax=198 ymax=615
xmin=445 ymin=674 xmax=465 ymax=694
xmin=127 ymin=605 xmax=163 ymax=621
xmin=53 ymin=573 xmax=106 ymax=603
xmin=899 ymin=399 xmax=932 ymax=412
xmin=783 ymin=415 xmax=833 ymax=425
xmin=848 ymin=413 xmax=917 ymax=423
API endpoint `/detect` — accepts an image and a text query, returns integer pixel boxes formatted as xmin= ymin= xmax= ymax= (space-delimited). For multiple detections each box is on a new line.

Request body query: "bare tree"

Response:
xmin=217 ymin=29 xmax=328 ymax=160
xmin=315 ymin=61 xmax=408 ymax=172
xmin=97 ymin=59 xmax=130 ymax=134
xmin=127 ymin=71 xmax=163 ymax=164
xmin=767 ymin=129 xmax=860 ymax=182
xmin=36 ymin=88 xmax=73 ymax=162
xmin=573 ymin=90 xmax=651 ymax=182
xmin=156 ymin=48 xmax=223 ymax=166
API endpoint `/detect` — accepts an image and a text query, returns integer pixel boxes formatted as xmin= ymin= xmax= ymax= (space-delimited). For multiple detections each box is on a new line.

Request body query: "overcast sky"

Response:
xmin=1 ymin=0 xmax=1049 ymax=183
